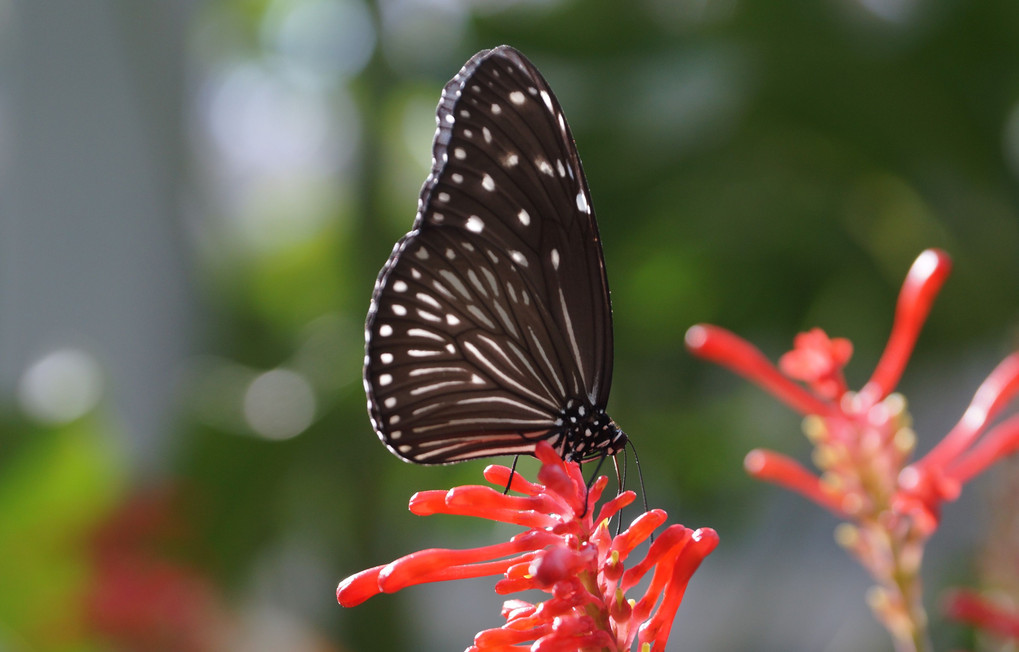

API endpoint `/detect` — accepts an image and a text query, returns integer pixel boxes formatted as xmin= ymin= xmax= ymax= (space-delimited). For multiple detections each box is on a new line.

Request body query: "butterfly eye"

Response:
xmin=363 ymin=46 xmax=627 ymax=465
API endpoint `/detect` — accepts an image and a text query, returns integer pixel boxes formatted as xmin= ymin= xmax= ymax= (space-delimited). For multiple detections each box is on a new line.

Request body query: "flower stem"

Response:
xmin=859 ymin=522 xmax=931 ymax=652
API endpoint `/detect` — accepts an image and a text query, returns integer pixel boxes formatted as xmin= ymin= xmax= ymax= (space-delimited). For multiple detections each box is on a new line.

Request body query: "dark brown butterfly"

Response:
xmin=364 ymin=46 xmax=627 ymax=465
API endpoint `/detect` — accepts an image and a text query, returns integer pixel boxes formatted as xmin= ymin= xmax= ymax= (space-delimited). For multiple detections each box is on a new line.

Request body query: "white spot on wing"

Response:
xmin=380 ymin=353 xmax=394 ymax=364
xmin=540 ymin=90 xmax=554 ymax=112
xmin=492 ymin=301 xmax=518 ymax=338
xmin=466 ymin=216 xmax=484 ymax=233
xmin=416 ymin=292 xmax=441 ymax=309
xmin=504 ymin=153 xmax=519 ymax=167
xmin=408 ymin=328 xmax=444 ymax=341
xmin=551 ymin=248 xmax=560 ymax=270
xmin=467 ymin=305 xmax=496 ymax=330
xmin=467 ymin=269 xmax=487 ymax=297
xmin=509 ymin=91 xmax=525 ymax=105
xmin=518 ymin=209 xmax=530 ymax=226
xmin=576 ymin=192 xmax=590 ymax=214
xmin=432 ymin=280 xmax=453 ymax=299
xmin=392 ymin=304 xmax=407 ymax=316
xmin=410 ymin=366 xmax=466 ymax=378
xmin=481 ymin=174 xmax=495 ymax=191
xmin=537 ymin=159 xmax=554 ymax=176
xmin=483 ymin=127 xmax=492 ymax=143
xmin=454 ymin=148 xmax=466 ymax=159
xmin=379 ymin=373 xmax=393 ymax=386
xmin=511 ymin=251 xmax=527 ymax=266
xmin=411 ymin=380 xmax=465 ymax=396
xmin=379 ymin=324 xmax=393 ymax=336
xmin=393 ymin=280 xmax=408 ymax=292
xmin=437 ymin=192 xmax=450 ymax=202
xmin=415 ymin=248 xmax=429 ymax=260
xmin=556 ymin=159 xmax=566 ymax=177
xmin=384 ymin=397 xmax=396 ymax=408
xmin=491 ymin=103 xmax=502 ymax=115
xmin=451 ymin=174 xmax=463 ymax=184
xmin=407 ymin=349 xmax=442 ymax=358
xmin=439 ymin=270 xmax=471 ymax=299
xmin=480 ymin=267 xmax=500 ymax=296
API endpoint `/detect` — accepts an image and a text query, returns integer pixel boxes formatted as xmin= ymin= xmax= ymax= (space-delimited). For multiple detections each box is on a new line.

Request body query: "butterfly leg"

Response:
xmin=503 ymin=454 xmax=520 ymax=495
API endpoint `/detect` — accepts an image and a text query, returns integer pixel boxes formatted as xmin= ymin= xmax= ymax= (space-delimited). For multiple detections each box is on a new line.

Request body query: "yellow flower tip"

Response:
xmin=614 ymin=587 xmax=626 ymax=606
xmin=610 ymin=550 xmax=620 ymax=566
xmin=812 ymin=445 xmax=839 ymax=470
xmin=802 ymin=415 xmax=827 ymax=442
xmin=883 ymin=392 xmax=906 ymax=417
xmin=641 ymin=643 xmax=651 ymax=652
xmin=893 ymin=426 xmax=916 ymax=454
xmin=628 ymin=598 xmax=637 ymax=608
xmin=866 ymin=585 xmax=890 ymax=611
xmin=840 ymin=492 xmax=864 ymax=517
xmin=819 ymin=471 xmax=843 ymax=492
xmin=834 ymin=522 xmax=859 ymax=549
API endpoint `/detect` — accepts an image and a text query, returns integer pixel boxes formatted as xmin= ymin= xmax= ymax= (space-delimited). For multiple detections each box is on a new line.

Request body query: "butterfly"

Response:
xmin=364 ymin=46 xmax=628 ymax=465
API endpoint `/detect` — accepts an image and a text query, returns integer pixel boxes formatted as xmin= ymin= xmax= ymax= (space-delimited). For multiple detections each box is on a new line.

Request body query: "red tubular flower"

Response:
xmin=685 ymin=249 xmax=1019 ymax=652
xmin=337 ymin=441 xmax=717 ymax=651
xmin=943 ymin=589 xmax=1019 ymax=641
xmin=743 ymin=448 xmax=848 ymax=516
xmin=859 ymin=249 xmax=952 ymax=407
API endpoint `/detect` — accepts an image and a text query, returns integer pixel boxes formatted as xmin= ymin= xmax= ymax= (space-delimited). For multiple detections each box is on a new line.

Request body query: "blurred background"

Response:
xmin=2 ymin=0 xmax=1019 ymax=650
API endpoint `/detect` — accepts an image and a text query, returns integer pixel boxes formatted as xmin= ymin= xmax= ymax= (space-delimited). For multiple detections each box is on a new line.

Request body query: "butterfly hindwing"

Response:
xmin=365 ymin=46 xmax=618 ymax=464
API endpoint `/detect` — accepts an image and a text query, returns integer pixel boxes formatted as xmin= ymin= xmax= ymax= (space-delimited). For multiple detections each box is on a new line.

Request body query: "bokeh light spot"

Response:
xmin=262 ymin=0 xmax=376 ymax=81
xmin=243 ymin=368 xmax=317 ymax=440
xmin=18 ymin=348 xmax=104 ymax=425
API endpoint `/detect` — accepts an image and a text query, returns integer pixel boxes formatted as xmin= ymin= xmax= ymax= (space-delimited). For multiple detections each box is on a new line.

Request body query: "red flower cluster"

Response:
xmin=685 ymin=249 xmax=1019 ymax=652
xmin=337 ymin=441 xmax=717 ymax=651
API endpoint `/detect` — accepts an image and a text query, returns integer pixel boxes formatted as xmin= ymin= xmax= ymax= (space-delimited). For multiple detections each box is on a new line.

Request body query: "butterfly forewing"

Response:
xmin=365 ymin=46 xmax=616 ymax=463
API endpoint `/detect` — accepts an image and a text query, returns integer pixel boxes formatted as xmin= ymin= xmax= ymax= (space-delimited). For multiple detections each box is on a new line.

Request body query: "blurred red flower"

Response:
xmin=686 ymin=249 xmax=1019 ymax=652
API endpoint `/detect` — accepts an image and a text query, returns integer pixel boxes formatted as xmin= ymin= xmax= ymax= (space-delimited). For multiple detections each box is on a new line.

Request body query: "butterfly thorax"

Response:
xmin=548 ymin=397 xmax=628 ymax=463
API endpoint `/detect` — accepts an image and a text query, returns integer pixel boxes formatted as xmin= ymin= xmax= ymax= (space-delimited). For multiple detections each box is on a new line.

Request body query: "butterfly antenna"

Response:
xmin=628 ymin=439 xmax=650 ymax=519
xmin=503 ymin=454 xmax=520 ymax=495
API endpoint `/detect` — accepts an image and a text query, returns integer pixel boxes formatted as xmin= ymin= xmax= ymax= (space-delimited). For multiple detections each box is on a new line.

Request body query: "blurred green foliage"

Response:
xmin=3 ymin=0 xmax=1019 ymax=650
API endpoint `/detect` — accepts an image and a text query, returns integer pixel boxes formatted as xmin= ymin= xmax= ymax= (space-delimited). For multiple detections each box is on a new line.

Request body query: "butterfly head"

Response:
xmin=550 ymin=397 xmax=628 ymax=463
